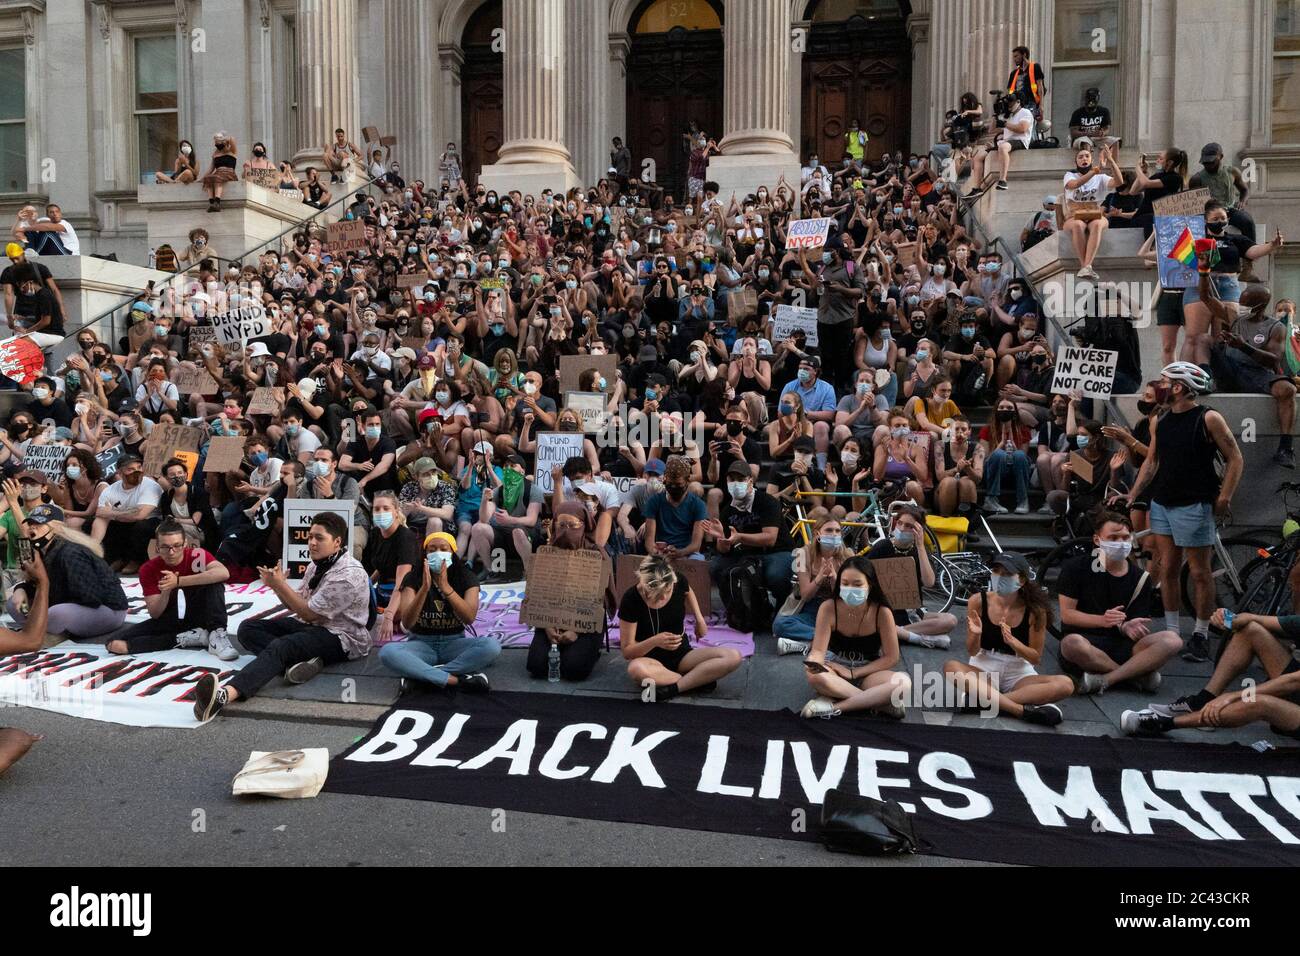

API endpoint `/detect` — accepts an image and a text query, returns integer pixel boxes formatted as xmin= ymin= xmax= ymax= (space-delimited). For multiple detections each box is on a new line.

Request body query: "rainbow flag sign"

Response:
xmin=1168 ymin=226 xmax=1196 ymax=267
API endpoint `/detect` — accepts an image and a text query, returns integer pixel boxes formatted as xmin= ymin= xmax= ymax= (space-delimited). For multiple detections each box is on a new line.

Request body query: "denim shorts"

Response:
xmin=1182 ymin=274 xmax=1240 ymax=307
xmin=1148 ymin=500 xmax=1216 ymax=548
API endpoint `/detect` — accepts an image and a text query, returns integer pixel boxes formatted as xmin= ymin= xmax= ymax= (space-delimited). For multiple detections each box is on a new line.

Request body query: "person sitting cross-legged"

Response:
xmin=192 ymin=511 xmax=372 ymax=721
xmin=1123 ymin=608 xmax=1300 ymax=739
xmin=106 ymin=519 xmax=236 ymax=661
xmin=1057 ymin=511 xmax=1182 ymax=695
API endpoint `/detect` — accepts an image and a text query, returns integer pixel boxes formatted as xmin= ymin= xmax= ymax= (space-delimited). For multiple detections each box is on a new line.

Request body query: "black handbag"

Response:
xmin=819 ymin=788 xmax=923 ymax=856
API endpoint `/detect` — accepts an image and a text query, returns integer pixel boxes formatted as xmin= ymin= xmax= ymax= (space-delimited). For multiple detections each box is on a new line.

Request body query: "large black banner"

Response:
xmin=326 ymin=691 xmax=1300 ymax=866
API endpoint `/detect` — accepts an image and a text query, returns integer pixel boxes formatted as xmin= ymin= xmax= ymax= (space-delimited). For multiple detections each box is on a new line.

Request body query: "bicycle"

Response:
xmin=1224 ymin=481 xmax=1300 ymax=617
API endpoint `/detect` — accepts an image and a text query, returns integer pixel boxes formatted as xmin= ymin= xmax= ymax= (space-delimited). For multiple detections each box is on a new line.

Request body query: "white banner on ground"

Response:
xmin=773 ymin=305 xmax=820 ymax=346
xmin=1050 ymin=346 xmax=1119 ymax=399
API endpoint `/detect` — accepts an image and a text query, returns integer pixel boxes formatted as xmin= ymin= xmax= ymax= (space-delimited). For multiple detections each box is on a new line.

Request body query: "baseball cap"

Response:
xmin=637 ymin=344 xmax=659 ymax=364
xmin=296 ymin=378 xmax=318 ymax=398
xmin=473 ymin=440 xmax=494 ymax=457
xmin=23 ymin=503 xmax=63 ymax=525
xmin=411 ymin=456 xmax=438 ymax=473
xmin=1043 ymin=194 xmax=1058 ymax=206
xmin=643 ymin=459 xmax=666 ymax=476
xmin=574 ymin=481 xmax=600 ymax=496
xmin=990 ymin=552 xmax=1031 ymax=577
xmin=418 ymin=353 xmax=437 ymax=370
xmin=1200 ymin=142 xmax=1223 ymax=164
xmin=726 ymin=460 xmax=752 ymax=479
xmin=15 ymin=470 xmax=47 ymax=485
xmin=393 ymin=347 xmax=417 ymax=362
xmin=417 ymin=407 xmax=441 ymax=425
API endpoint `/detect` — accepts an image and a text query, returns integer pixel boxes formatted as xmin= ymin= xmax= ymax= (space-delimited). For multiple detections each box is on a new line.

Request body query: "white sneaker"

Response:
xmin=1077 ymin=671 xmax=1107 ymax=695
xmin=918 ymin=633 xmax=951 ymax=649
xmin=776 ymin=637 xmax=810 ymax=656
xmin=176 ymin=627 xmax=208 ymax=650
xmin=800 ymin=696 xmax=841 ymax=719
xmin=207 ymin=627 xmax=238 ymax=662
xmin=1036 ymin=503 xmax=1055 ymax=515
xmin=1014 ymin=501 xmax=1030 ymax=515
xmin=983 ymin=499 xmax=1008 ymax=514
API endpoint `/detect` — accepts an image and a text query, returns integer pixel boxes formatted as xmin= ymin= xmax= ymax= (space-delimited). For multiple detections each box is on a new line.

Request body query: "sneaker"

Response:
xmin=1021 ymin=703 xmax=1064 ymax=727
xmin=1121 ymin=708 xmax=1174 ymax=737
xmin=800 ymin=696 xmax=841 ymax=719
xmin=207 ymin=627 xmax=238 ymax=662
xmin=917 ymin=632 xmax=951 ymax=649
xmin=1014 ymin=500 xmax=1030 ymax=515
xmin=983 ymin=498 xmax=1008 ymax=514
xmin=193 ymin=673 xmax=226 ymax=722
xmin=776 ymin=637 xmax=810 ymax=656
xmin=995 ymin=180 xmax=1008 ymax=190
xmin=693 ymin=680 xmax=718 ymax=695
xmin=1078 ymin=265 xmax=1099 ymax=280
xmin=877 ymin=700 xmax=907 ymax=720
xmin=1275 ymin=447 xmax=1297 ymax=470
xmin=284 ymin=657 xmax=325 ymax=685
xmin=1181 ymin=633 xmax=1212 ymax=663
xmin=1075 ymin=671 xmax=1107 ymax=695
xmin=1036 ymin=503 xmax=1055 ymax=515
xmin=1148 ymin=694 xmax=1198 ymax=719
xmin=1129 ymin=670 xmax=1162 ymax=694
xmin=458 ymin=672 xmax=491 ymax=694
xmin=175 ymin=627 xmax=208 ymax=650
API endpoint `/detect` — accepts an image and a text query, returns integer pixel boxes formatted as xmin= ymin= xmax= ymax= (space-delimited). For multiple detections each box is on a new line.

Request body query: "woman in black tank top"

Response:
xmin=942 ymin=554 xmax=1073 ymax=725
xmin=801 ymin=556 xmax=911 ymax=719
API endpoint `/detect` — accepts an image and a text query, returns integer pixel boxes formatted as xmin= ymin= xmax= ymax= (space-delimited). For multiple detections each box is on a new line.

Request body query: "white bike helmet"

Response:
xmin=1160 ymin=361 xmax=1210 ymax=394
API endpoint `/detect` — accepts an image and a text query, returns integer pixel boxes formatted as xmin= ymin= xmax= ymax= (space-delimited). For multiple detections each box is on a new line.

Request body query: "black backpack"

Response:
xmin=723 ymin=558 xmax=773 ymax=634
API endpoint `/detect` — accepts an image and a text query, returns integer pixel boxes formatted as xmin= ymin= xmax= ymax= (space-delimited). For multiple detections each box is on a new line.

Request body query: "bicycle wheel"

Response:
xmin=1178 ymin=535 xmax=1269 ymax=613
xmin=944 ymin=551 xmax=991 ymax=606
xmin=920 ymin=553 xmax=955 ymax=616
xmin=1036 ymin=537 xmax=1097 ymax=637
xmin=1234 ymin=556 xmax=1292 ymax=617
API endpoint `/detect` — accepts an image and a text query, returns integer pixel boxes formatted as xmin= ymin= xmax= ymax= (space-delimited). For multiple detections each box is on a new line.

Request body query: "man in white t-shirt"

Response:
xmin=968 ymin=94 xmax=1034 ymax=194
xmin=23 ymin=203 xmax=79 ymax=256
xmin=91 ymin=453 xmax=163 ymax=571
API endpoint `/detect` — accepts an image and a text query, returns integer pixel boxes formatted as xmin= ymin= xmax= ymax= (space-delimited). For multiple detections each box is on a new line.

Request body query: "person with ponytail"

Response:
xmin=773 ymin=513 xmax=853 ymax=655
xmin=380 ymin=531 xmax=497 ymax=693
xmin=800 ymin=555 xmax=911 ymax=719
xmin=362 ymin=490 xmax=420 ymax=645
xmin=943 ymin=551 xmax=1073 ymax=726
xmin=525 ymin=502 xmax=602 ymax=682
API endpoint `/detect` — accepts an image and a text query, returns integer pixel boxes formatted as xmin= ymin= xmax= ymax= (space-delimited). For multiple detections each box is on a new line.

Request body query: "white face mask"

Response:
xmin=1099 ymin=539 xmax=1133 ymax=563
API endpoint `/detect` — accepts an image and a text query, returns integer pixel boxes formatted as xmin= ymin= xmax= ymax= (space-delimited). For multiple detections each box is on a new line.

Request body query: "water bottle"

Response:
xmin=547 ymin=643 xmax=561 ymax=683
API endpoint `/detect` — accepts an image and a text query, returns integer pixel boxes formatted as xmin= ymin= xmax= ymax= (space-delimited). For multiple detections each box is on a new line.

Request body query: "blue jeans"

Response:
xmin=773 ymin=595 xmax=827 ymax=642
xmin=984 ymin=448 xmax=1031 ymax=505
xmin=377 ymin=630 xmax=501 ymax=687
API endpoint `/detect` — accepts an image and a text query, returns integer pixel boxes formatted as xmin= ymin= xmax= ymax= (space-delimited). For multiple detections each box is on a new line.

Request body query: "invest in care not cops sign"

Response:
xmin=1050 ymin=346 xmax=1118 ymax=399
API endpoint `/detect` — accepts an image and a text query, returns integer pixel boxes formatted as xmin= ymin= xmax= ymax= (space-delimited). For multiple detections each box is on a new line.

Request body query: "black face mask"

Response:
xmin=996 ymin=409 xmax=1015 ymax=422
xmin=1137 ymin=399 xmax=1157 ymax=415
xmin=168 ymin=475 xmax=186 ymax=489
xmin=726 ymin=420 xmax=744 ymax=437
xmin=665 ymin=483 xmax=686 ymax=501
xmin=1206 ymin=221 xmax=1226 ymax=235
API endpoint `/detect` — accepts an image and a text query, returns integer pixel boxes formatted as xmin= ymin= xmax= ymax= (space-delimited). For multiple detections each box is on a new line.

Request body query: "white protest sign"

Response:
xmin=282 ymin=499 xmax=357 ymax=581
xmin=786 ymin=218 xmax=833 ymax=250
xmin=24 ymin=443 xmax=70 ymax=482
xmin=773 ymin=305 xmax=819 ymax=346
xmin=209 ymin=302 xmax=271 ymax=347
xmin=564 ymin=391 xmax=608 ymax=434
xmin=1050 ymin=346 xmax=1119 ymax=399
xmin=533 ymin=431 xmax=586 ymax=495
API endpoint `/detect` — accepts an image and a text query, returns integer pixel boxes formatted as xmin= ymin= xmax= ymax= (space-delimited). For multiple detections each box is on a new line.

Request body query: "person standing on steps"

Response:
xmin=1118 ymin=363 xmax=1243 ymax=663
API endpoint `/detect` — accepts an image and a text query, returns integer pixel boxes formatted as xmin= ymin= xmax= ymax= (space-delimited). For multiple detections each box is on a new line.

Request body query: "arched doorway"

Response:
xmin=460 ymin=0 xmax=503 ymax=186
xmin=801 ymin=0 xmax=911 ymax=165
xmin=626 ymin=0 xmax=724 ymax=200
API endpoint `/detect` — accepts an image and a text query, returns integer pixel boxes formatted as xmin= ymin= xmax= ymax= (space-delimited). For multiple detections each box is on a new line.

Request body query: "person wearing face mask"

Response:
xmin=934 ymin=415 xmax=984 ymax=517
xmin=800 ymin=556 xmax=910 ymax=719
xmin=46 ymin=448 xmax=108 ymax=531
xmin=156 ymin=139 xmax=198 ymax=184
xmin=774 ymin=515 xmax=853 ymax=654
xmin=979 ymin=399 xmax=1033 ymax=514
xmin=705 ymin=461 xmax=794 ymax=627
xmin=158 ymin=456 xmax=217 ymax=552
xmin=89 ymin=454 xmax=163 ymax=573
xmin=1045 ymin=419 xmax=1110 ymax=518
xmin=1118 ymin=362 xmax=1243 ymax=663
xmin=380 ymin=531 xmax=495 ymax=694
xmin=833 ymin=368 xmax=885 ymax=450
xmin=0 ymin=475 xmax=49 ymax=581
xmin=642 ymin=455 xmax=707 ymax=560
xmin=1060 ymin=144 xmax=1121 ymax=280
xmin=780 ymin=357 xmax=837 ymax=470
xmin=1181 ymin=199 xmax=1284 ymax=370
xmin=299 ymin=449 xmax=368 ymax=558
xmin=796 ymin=239 xmax=863 ymax=393
xmin=339 ymin=409 xmax=398 ymax=496
xmin=1057 ymin=514 xmax=1181 ymax=697
xmin=942 ymin=314 xmax=995 ymax=402
xmin=361 ymin=491 xmax=420 ymax=646
xmin=942 ymin=552 xmax=1071 ymax=725
xmin=524 ymin=502 xmax=603 ymax=682
xmin=903 ymin=375 xmax=960 ymax=440
xmin=24 ymin=376 xmax=72 ymax=428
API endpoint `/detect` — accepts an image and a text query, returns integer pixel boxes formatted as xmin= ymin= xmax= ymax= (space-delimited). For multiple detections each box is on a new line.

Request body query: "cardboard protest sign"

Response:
xmin=533 ymin=432 xmax=586 ymax=495
xmin=558 ymin=353 xmax=618 ymax=395
xmin=396 ymin=272 xmax=430 ymax=289
xmin=1069 ymin=451 xmax=1095 ymax=485
xmin=24 ymin=443 xmax=69 ymax=482
xmin=564 ymin=391 xmax=607 ymax=434
xmin=243 ymin=167 xmax=281 ymax=190
xmin=519 ymin=546 xmax=607 ymax=633
xmin=786 ymin=218 xmax=834 ymax=250
xmin=725 ymin=287 xmax=758 ymax=319
xmin=174 ymin=450 xmax=199 ymax=480
xmin=209 ymin=303 xmax=270 ymax=347
xmin=772 ymin=305 xmax=819 ymax=346
xmin=141 ymin=424 xmax=203 ymax=478
xmin=326 ymin=220 xmax=367 ymax=254
xmin=203 ymin=435 xmax=247 ymax=474
xmin=175 ymin=365 xmax=219 ymax=395
xmin=362 ymin=126 xmax=379 ymax=144
xmin=1152 ymin=187 xmax=1210 ymax=219
xmin=871 ymin=556 xmax=922 ymax=610
xmin=614 ymin=553 xmax=712 ymax=617
xmin=0 ymin=336 xmax=44 ymax=387
xmin=895 ymin=241 xmax=919 ymax=270
xmin=246 ymin=387 xmax=285 ymax=416
xmin=1050 ymin=346 xmax=1118 ymax=399
xmin=283 ymin=499 xmax=356 ymax=580
xmin=188 ymin=324 xmax=217 ymax=348
xmin=1153 ymin=188 xmax=1210 ymax=290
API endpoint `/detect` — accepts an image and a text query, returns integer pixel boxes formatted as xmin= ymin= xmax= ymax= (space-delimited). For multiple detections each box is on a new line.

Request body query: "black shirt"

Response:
xmin=15 ymin=286 xmax=62 ymax=334
xmin=1207 ymin=232 xmax=1254 ymax=275
xmin=1068 ymin=105 xmax=1112 ymax=133
xmin=345 ymin=434 xmax=399 ymax=493
xmin=1058 ymin=554 xmax=1158 ymax=626
xmin=30 ymin=397 xmax=73 ymax=429
xmin=2 ymin=262 xmax=61 ymax=323
xmin=401 ymin=560 xmax=479 ymax=635
xmin=363 ymin=525 xmax=420 ymax=586
xmin=1135 ymin=171 xmax=1183 ymax=218
xmin=719 ymin=489 xmax=791 ymax=552
xmin=618 ymin=578 xmax=692 ymax=662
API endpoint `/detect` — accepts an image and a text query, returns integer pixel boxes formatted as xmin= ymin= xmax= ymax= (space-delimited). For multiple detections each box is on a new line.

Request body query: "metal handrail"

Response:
xmin=64 ymin=173 xmax=385 ymax=348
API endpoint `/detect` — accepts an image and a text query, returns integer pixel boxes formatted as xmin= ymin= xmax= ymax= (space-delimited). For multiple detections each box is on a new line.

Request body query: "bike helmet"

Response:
xmin=1160 ymin=361 xmax=1210 ymax=394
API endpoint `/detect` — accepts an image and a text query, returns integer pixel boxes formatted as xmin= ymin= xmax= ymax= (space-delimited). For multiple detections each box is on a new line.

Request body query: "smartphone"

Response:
xmin=803 ymin=660 xmax=829 ymax=674
xmin=18 ymin=537 xmax=33 ymax=564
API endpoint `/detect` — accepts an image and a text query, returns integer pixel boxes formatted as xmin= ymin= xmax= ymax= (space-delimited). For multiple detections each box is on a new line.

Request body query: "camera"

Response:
xmin=990 ymin=90 xmax=1017 ymax=126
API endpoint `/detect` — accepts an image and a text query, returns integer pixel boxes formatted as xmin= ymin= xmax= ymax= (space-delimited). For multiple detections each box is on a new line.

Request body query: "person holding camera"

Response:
xmin=968 ymin=92 xmax=1033 ymax=194
xmin=201 ymin=131 xmax=239 ymax=212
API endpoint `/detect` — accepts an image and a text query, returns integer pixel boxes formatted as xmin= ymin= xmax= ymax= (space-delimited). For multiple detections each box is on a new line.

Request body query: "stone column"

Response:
xmin=566 ymin=0 xmax=610 ymax=186
xmin=907 ymin=1 xmax=933 ymax=150
xmin=608 ymin=33 xmax=631 ymax=172
xmin=292 ymin=0 xmax=359 ymax=169
xmin=479 ymin=0 xmax=579 ymax=195
xmin=710 ymin=0 xmax=801 ymax=202
xmin=384 ymin=0 xmax=438 ymax=179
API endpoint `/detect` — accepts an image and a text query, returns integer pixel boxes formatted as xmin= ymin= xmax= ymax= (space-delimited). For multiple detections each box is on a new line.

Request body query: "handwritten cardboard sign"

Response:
xmin=246 ymin=387 xmax=285 ymax=416
xmin=564 ymin=391 xmax=607 ymax=435
xmin=533 ymin=432 xmax=586 ymax=495
xmin=176 ymin=365 xmax=219 ymax=395
xmin=141 ymin=424 xmax=203 ymax=478
xmin=772 ymin=305 xmax=819 ymax=346
xmin=613 ymin=553 xmax=712 ymax=617
xmin=871 ymin=556 xmax=922 ymax=610
xmin=519 ymin=546 xmax=607 ymax=633
xmin=327 ymin=220 xmax=367 ymax=254
xmin=243 ymin=167 xmax=281 ymax=190
xmin=209 ymin=303 xmax=270 ymax=347
xmin=203 ymin=435 xmax=247 ymax=474
xmin=396 ymin=272 xmax=430 ymax=289
xmin=1152 ymin=187 xmax=1210 ymax=219
xmin=24 ymin=443 xmax=69 ymax=482
xmin=787 ymin=217 xmax=834 ymax=250
xmin=558 ymin=353 xmax=618 ymax=395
